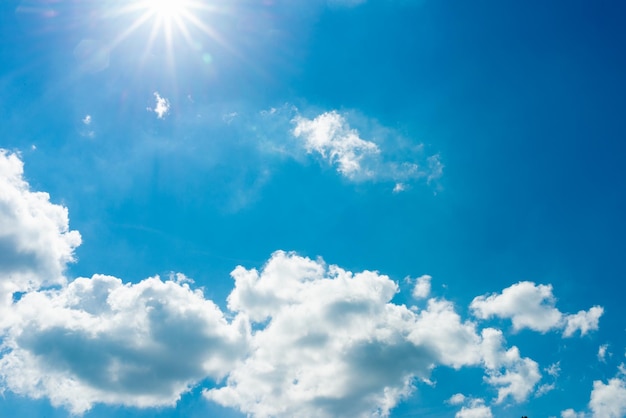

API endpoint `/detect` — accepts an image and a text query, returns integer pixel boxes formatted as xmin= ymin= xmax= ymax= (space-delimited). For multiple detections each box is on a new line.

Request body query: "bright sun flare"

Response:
xmin=107 ymin=0 xmax=231 ymax=71
xmin=150 ymin=0 xmax=186 ymax=19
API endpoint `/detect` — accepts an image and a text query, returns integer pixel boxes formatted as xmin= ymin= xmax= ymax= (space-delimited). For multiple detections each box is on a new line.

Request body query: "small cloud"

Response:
xmin=223 ymin=112 xmax=238 ymax=124
xmin=427 ymin=153 xmax=444 ymax=184
xmin=148 ymin=92 xmax=170 ymax=119
xmin=598 ymin=344 xmax=610 ymax=362
xmin=470 ymin=281 xmax=603 ymax=337
xmin=82 ymin=115 xmax=92 ymax=125
xmin=536 ymin=382 xmax=556 ymax=397
xmin=561 ymin=409 xmax=586 ymax=418
xmin=448 ymin=393 xmax=466 ymax=405
xmin=412 ymin=275 xmax=432 ymax=299
xmin=545 ymin=362 xmax=561 ymax=378
xmin=393 ymin=182 xmax=407 ymax=193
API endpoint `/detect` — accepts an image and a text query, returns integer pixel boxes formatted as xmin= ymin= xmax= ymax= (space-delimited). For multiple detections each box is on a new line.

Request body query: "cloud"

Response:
xmin=454 ymin=398 xmax=493 ymax=418
xmin=149 ymin=92 xmax=170 ymax=119
xmin=0 ymin=274 xmax=248 ymax=414
xmin=448 ymin=393 xmax=467 ymax=405
xmin=561 ymin=409 xmax=586 ymax=418
xmin=412 ymin=275 xmax=431 ymax=299
xmin=290 ymin=110 xmax=441 ymax=188
xmin=292 ymin=111 xmax=381 ymax=179
xmin=562 ymin=306 xmax=604 ymax=337
xmin=598 ymin=344 xmax=609 ymax=362
xmin=0 ymin=150 xmax=81 ymax=323
xmin=589 ymin=369 xmax=626 ymax=418
xmin=479 ymin=327 xmax=541 ymax=403
xmin=82 ymin=115 xmax=92 ymax=125
xmin=470 ymin=282 xmax=603 ymax=336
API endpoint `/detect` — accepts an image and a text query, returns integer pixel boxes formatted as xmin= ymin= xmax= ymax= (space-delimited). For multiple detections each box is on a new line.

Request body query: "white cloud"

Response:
xmin=561 ymin=409 xmax=586 ymax=418
xmin=546 ymin=361 xmax=561 ymax=378
xmin=207 ymin=251 xmax=435 ymax=417
xmin=426 ymin=153 xmax=444 ymax=184
xmin=589 ymin=371 xmax=626 ymax=418
xmin=292 ymin=111 xmax=380 ymax=179
xmin=598 ymin=344 xmax=609 ymax=362
xmin=536 ymin=382 xmax=556 ymax=397
xmin=448 ymin=393 xmax=467 ymax=405
xmin=470 ymin=281 xmax=603 ymax=336
xmin=0 ymin=274 xmax=248 ymax=414
xmin=455 ymin=398 xmax=493 ymax=418
xmin=479 ymin=327 xmax=541 ymax=403
xmin=291 ymin=110 xmax=442 ymax=188
xmin=207 ymin=252 xmax=546 ymax=417
xmin=393 ymin=182 xmax=407 ymax=193
xmin=0 ymin=150 xmax=81 ymax=324
xmin=82 ymin=115 xmax=92 ymax=125
xmin=563 ymin=306 xmax=604 ymax=337
xmin=149 ymin=92 xmax=170 ymax=119
xmin=412 ymin=275 xmax=431 ymax=299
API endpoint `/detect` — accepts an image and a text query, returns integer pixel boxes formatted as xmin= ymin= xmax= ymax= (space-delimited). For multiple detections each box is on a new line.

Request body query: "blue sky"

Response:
xmin=1 ymin=0 xmax=626 ymax=417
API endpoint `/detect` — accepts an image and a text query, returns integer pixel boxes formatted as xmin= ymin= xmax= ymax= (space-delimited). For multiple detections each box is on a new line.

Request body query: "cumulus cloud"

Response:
xmin=479 ymin=328 xmax=541 ymax=403
xmin=206 ymin=252 xmax=546 ymax=417
xmin=149 ymin=92 xmax=170 ymax=119
xmin=0 ymin=274 xmax=248 ymax=414
xmin=291 ymin=110 xmax=441 ymax=188
xmin=589 ymin=370 xmax=626 ymax=418
xmin=0 ymin=150 xmax=81 ymax=321
xmin=470 ymin=282 xmax=603 ymax=336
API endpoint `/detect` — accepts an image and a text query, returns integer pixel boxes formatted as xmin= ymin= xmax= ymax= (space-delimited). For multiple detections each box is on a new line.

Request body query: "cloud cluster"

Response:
xmin=0 ymin=151 xmax=607 ymax=417
xmin=470 ymin=281 xmax=603 ymax=336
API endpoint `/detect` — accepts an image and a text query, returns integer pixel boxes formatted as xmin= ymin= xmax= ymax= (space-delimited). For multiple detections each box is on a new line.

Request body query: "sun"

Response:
xmin=150 ymin=0 xmax=186 ymax=19
xmin=107 ymin=0 xmax=229 ymax=59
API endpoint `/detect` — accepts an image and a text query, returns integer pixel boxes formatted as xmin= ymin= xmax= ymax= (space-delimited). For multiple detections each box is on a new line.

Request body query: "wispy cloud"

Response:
xmin=288 ymin=109 xmax=443 ymax=190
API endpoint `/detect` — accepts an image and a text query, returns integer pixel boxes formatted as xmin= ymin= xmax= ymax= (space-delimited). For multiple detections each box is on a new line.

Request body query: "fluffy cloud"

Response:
xmin=470 ymin=282 xmax=603 ymax=336
xmin=455 ymin=398 xmax=493 ymax=418
xmin=412 ymin=275 xmax=431 ymax=299
xmin=0 ymin=274 xmax=247 ymax=414
xmin=206 ymin=252 xmax=545 ymax=417
xmin=0 ymin=150 xmax=81 ymax=320
xmin=589 ymin=372 xmax=626 ymax=418
xmin=479 ymin=328 xmax=541 ymax=403
xmin=292 ymin=111 xmax=381 ymax=179
xmin=291 ymin=111 xmax=441 ymax=188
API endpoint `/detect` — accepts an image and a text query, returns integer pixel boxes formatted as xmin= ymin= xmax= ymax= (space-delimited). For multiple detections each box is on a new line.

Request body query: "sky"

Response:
xmin=1 ymin=0 xmax=626 ymax=417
